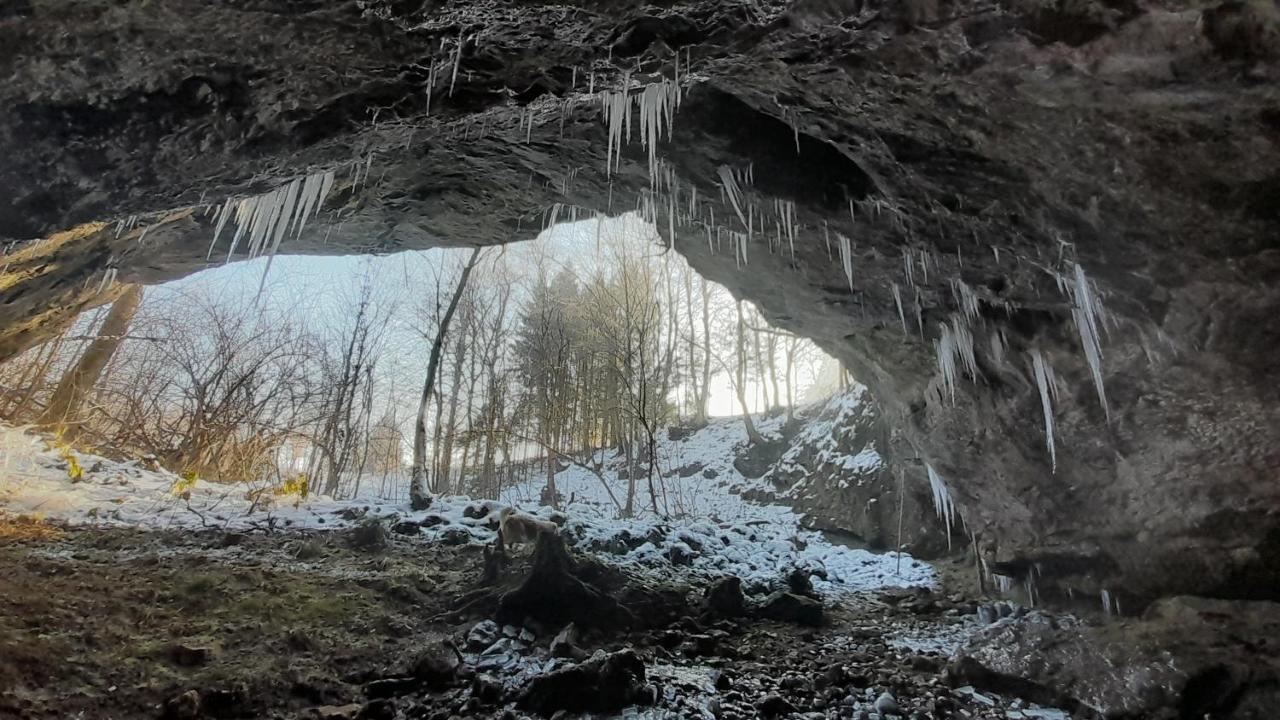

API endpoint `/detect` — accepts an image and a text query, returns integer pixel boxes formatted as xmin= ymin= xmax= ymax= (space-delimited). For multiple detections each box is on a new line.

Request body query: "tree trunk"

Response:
xmin=784 ymin=336 xmax=797 ymax=422
xmin=698 ymin=278 xmax=711 ymax=423
xmin=438 ymin=326 xmax=468 ymax=494
xmin=767 ymin=332 xmax=780 ymax=410
xmin=734 ymin=301 xmax=765 ymax=444
xmin=410 ymin=248 xmax=483 ymax=510
xmin=752 ymin=316 xmax=769 ymax=410
xmin=39 ymin=284 xmax=145 ymax=439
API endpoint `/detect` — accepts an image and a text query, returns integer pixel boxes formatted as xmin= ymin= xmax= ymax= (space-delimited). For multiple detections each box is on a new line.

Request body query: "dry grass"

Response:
xmin=0 ymin=513 xmax=65 ymax=542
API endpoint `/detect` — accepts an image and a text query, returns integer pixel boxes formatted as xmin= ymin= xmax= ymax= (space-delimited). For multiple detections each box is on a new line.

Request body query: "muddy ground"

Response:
xmin=0 ymin=517 xmax=1054 ymax=720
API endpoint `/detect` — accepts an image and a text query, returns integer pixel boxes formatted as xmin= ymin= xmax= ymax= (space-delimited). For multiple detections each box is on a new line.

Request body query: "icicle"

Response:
xmin=668 ymin=199 xmax=676 ymax=249
xmin=837 ymin=233 xmax=853 ymax=290
xmin=1028 ymin=348 xmax=1060 ymax=472
xmin=925 ymin=463 xmax=957 ymax=548
xmin=914 ymin=289 xmax=924 ymax=341
xmin=954 ymin=319 xmax=977 ymax=378
xmin=717 ymin=165 xmax=749 ymax=229
xmin=989 ymin=329 xmax=1007 ymax=369
xmin=425 ymin=58 xmax=437 ymax=115
xmin=213 ymin=168 xmax=335 ymax=265
xmin=953 ymin=279 xmax=980 ymax=322
xmin=207 ymin=200 xmax=234 ymax=260
xmin=936 ymin=325 xmax=958 ymax=404
xmin=892 ymin=283 xmax=907 ymax=334
xmin=449 ymin=31 xmax=464 ymax=97
xmin=1070 ymin=263 xmax=1110 ymax=420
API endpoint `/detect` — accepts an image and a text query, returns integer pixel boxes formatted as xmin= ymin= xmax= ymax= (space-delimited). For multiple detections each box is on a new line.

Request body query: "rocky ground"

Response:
xmin=0 ymin=516 xmax=1072 ymax=720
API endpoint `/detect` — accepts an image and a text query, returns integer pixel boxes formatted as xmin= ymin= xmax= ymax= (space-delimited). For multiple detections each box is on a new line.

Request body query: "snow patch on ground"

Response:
xmin=0 ymin=395 xmax=935 ymax=595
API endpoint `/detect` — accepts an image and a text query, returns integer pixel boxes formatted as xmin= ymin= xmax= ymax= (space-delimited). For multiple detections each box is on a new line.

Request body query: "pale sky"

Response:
xmin=153 ymin=214 xmax=830 ymax=422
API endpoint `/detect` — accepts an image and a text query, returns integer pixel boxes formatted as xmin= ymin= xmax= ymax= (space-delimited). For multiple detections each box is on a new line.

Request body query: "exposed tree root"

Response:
xmin=497 ymin=533 xmax=635 ymax=630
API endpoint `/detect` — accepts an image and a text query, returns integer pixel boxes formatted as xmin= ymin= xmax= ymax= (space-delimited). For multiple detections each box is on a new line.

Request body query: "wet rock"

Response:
xmin=463 ymin=503 xmax=495 ymax=520
xmin=907 ymin=655 xmax=941 ymax=673
xmin=706 ymin=576 xmax=747 ymax=617
xmin=874 ymin=691 xmax=900 ymax=716
xmin=440 ymin=526 xmax=472 ymax=546
xmin=482 ymin=638 xmax=521 ymax=656
xmin=198 ymin=685 xmax=248 ymax=718
xmin=787 ymin=568 xmax=816 ymax=598
xmin=666 ymin=541 xmax=696 ymax=566
xmin=348 ymin=519 xmax=388 ymax=551
xmin=357 ymin=700 xmax=395 ymax=720
xmin=467 ymin=620 xmax=500 ymax=651
xmin=472 ymin=673 xmax=503 ymax=704
xmin=684 ymin=633 xmax=720 ymax=657
xmin=363 ymin=677 xmax=418 ymax=699
xmin=780 ymin=674 xmax=809 ymax=691
xmin=756 ymin=694 xmax=798 ymax=717
xmin=411 ymin=641 xmax=461 ymax=689
xmin=976 ymin=604 xmax=997 ymax=625
xmin=295 ymin=540 xmax=325 ymax=560
xmin=517 ymin=649 xmax=648 ymax=714
xmin=950 ymin=597 xmax=1280 ymax=717
xmin=675 ymin=461 xmax=705 ymax=477
xmin=391 ymin=520 xmax=421 ymax=535
xmin=287 ymin=629 xmax=316 ymax=652
xmin=758 ymin=591 xmax=825 ymax=627
xmin=711 ymin=669 xmax=732 ymax=690
xmin=162 ymin=690 xmax=201 ymax=720
xmin=550 ymin=622 xmax=587 ymax=660
xmin=168 ymin=642 xmax=215 ymax=667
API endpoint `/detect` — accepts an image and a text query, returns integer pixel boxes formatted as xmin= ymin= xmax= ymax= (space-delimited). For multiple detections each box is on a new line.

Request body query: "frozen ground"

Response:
xmin=0 ymin=391 xmax=934 ymax=595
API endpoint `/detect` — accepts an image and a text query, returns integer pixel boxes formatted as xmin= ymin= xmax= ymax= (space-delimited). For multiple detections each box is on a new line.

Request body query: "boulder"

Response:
xmin=517 ymin=649 xmax=649 ymax=715
xmin=756 ymin=694 xmax=797 ymax=718
xmin=950 ymin=598 xmax=1280 ymax=718
xmin=705 ymin=576 xmax=747 ymax=618
xmin=757 ymin=591 xmax=825 ymax=627
xmin=410 ymin=640 xmax=461 ymax=689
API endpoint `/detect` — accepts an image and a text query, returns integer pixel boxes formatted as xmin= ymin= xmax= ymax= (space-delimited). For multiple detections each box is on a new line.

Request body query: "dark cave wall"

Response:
xmin=2 ymin=0 xmax=1279 ymax=605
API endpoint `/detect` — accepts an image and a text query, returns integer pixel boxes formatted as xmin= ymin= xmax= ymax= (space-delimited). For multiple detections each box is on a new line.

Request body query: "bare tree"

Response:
xmin=410 ymin=247 xmax=483 ymax=510
xmin=734 ymin=300 xmax=766 ymax=444
xmin=38 ymin=284 xmax=145 ymax=438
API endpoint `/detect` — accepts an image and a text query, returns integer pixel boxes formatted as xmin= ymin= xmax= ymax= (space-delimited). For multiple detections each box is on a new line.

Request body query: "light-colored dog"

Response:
xmin=496 ymin=506 xmax=560 ymax=552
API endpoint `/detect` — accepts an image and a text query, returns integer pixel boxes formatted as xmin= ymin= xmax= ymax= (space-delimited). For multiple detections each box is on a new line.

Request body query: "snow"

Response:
xmin=771 ymin=385 xmax=884 ymax=491
xmin=0 ymin=389 xmax=935 ymax=595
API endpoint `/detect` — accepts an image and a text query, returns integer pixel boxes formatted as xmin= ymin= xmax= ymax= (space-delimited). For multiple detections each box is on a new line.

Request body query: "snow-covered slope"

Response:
xmin=0 ymin=396 xmax=937 ymax=595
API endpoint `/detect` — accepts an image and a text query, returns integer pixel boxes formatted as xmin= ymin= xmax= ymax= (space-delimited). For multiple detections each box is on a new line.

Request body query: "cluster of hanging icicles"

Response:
xmin=895 ymin=241 xmax=1112 ymax=475
xmin=199 ymin=159 xmax=370 ymax=292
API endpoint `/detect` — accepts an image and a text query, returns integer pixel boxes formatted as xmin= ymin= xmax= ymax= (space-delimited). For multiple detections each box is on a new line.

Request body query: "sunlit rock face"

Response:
xmin=760 ymin=387 xmax=960 ymax=559
xmin=2 ymin=0 xmax=1278 ymax=605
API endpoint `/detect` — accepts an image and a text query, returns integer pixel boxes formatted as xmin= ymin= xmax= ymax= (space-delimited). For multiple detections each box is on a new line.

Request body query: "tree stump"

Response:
xmin=497 ymin=533 xmax=633 ymax=629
